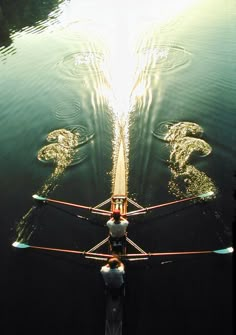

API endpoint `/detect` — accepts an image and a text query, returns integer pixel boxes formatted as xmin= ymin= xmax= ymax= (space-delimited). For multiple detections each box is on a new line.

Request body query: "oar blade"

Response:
xmin=198 ymin=191 xmax=214 ymax=199
xmin=12 ymin=241 xmax=30 ymax=249
xmin=213 ymin=247 xmax=234 ymax=254
xmin=32 ymin=194 xmax=47 ymax=201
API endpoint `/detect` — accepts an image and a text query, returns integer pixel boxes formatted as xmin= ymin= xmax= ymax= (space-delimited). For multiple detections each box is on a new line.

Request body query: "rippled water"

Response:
xmin=1 ymin=0 xmax=234 ymax=334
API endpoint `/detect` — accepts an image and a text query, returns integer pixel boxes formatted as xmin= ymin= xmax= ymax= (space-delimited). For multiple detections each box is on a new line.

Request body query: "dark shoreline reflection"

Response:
xmin=0 ymin=0 xmax=63 ymax=47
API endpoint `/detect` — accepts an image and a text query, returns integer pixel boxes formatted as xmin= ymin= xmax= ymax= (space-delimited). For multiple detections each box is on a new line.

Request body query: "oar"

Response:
xmin=124 ymin=246 xmax=233 ymax=258
xmin=126 ymin=191 xmax=214 ymax=216
xmin=32 ymin=194 xmax=112 ymax=215
xmin=12 ymin=241 xmax=233 ymax=260
xmin=12 ymin=241 xmax=112 ymax=259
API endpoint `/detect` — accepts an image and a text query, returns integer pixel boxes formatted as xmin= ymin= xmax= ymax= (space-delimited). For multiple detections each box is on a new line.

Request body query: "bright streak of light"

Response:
xmin=56 ymin=0 xmax=201 ymax=120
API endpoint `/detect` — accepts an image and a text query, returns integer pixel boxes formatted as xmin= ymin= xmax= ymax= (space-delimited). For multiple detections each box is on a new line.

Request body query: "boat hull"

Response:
xmin=105 ymin=287 xmax=125 ymax=335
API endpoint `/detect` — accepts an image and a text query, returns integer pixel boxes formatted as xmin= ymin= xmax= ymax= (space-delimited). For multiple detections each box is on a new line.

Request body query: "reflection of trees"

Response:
xmin=0 ymin=5 xmax=10 ymax=46
xmin=0 ymin=0 xmax=62 ymax=46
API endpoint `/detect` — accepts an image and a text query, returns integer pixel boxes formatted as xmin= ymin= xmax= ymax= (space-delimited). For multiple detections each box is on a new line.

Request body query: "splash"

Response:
xmin=154 ymin=121 xmax=217 ymax=198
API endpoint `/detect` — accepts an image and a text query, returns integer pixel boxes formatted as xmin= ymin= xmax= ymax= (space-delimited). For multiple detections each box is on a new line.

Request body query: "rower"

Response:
xmin=100 ymin=257 xmax=125 ymax=297
xmin=106 ymin=209 xmax=129 ymax=253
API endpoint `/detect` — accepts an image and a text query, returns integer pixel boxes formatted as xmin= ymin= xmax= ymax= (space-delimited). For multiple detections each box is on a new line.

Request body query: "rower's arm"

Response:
xmin=118 ymin=264 xmax=125 ymax=273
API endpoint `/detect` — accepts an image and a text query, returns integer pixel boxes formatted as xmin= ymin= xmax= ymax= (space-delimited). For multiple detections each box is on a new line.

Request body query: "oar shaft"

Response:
xmin=146 ymin=195 xmax=201 ymax=210
xmin=124 ymin=247 xmax=233 ymax=258
xmin=123 ymin=251 xmax=213 ymax=257
xmin=46 ymin=198 xmax=92 ymax=210
xmin=127 ymin=193 xmax=211 ymax=216
xmin=40 ymin=197 xmax=112 ymax=215
xmin=29 ymin=245 xmax=112 ymax=258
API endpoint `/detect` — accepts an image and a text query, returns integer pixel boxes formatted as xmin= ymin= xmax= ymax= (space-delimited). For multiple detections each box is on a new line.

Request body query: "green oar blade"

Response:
xmin=198 ymin=191 xmax=214 ymax=198
xmin=12 ymin=241 xmax=30 ymax=248
xmin=32 ymin=194 xmax=47 ymax=201
xmin=213 ymin=247 xmax=233 ymax=254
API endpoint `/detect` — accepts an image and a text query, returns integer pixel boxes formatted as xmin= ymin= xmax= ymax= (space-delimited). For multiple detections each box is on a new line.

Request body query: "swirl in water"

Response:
xmin=153 ymin=121 xmax=217 ymax=198
xmin=37 ymin=127 xmax=93 ymax=196
xmin=38 ymin=129 xmax=79 ymax=168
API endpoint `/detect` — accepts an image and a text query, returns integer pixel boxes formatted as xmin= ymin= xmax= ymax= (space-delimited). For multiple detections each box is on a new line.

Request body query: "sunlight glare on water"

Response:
xmin=55 ymin=0 xmax=202 ymax=121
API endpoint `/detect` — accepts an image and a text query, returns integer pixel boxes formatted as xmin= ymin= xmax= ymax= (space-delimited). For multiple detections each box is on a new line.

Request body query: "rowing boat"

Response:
xmin=12 ymin=133 xmax=233 ymax=335
xmin=12 ymin=193 xmax=233 ymax=335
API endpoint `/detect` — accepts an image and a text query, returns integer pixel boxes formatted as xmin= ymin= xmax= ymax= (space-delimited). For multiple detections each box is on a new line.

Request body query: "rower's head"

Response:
xmin=108 ymin=257 xmax=121 ymax=269
xmin=112 ymin=209 xmax=121 ymax=221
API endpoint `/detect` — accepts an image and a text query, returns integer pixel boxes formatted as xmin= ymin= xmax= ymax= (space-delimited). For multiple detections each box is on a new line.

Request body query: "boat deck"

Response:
xmin=112 ymin=135 xmax=127 ymax=200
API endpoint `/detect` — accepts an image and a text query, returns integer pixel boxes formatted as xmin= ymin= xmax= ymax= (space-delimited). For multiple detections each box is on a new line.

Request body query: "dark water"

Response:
xmin=1 ymin=1 xmax=234 ymax=334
